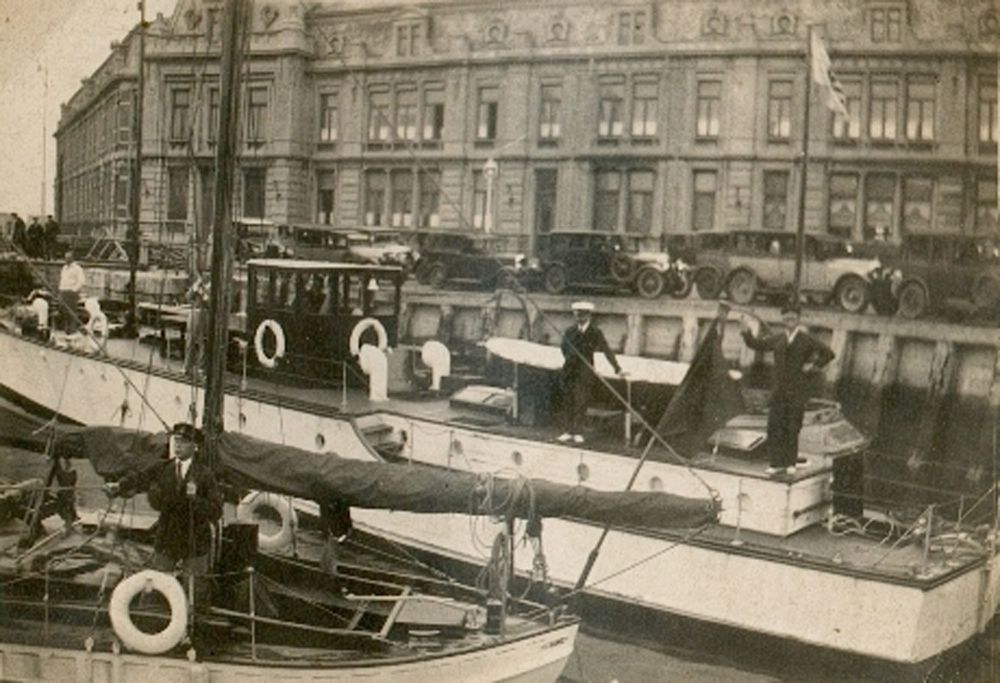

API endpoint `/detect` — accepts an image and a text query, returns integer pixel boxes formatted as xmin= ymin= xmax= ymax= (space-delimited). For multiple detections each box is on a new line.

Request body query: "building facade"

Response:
xmin=54 ymin=0 xmax=998 ymax=254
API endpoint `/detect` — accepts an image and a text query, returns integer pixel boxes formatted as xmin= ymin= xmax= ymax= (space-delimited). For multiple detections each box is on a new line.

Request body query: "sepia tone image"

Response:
xmin=0 ymin=1 xmax=997 ymax=681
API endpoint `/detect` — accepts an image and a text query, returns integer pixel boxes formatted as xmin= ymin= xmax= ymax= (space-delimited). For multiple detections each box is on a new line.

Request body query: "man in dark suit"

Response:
xmin=106 ymin=423 xmax=223 ymax=578
xmin=741 ymin=302 xmax=835 ymax=476
xmin=558 ymin=301 xmax=626 ymax=444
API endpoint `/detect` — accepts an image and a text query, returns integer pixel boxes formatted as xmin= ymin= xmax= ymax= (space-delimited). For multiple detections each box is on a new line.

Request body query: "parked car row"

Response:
xmin=237 ymin=221 xmax=1000 ymax=319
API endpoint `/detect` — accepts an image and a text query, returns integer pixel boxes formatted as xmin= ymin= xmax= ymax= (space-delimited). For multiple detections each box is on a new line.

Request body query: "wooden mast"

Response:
xmin=203 ymin=0 xmax=250 ymax=468
xmin=125 ymin=0 xmax=146 ymax=336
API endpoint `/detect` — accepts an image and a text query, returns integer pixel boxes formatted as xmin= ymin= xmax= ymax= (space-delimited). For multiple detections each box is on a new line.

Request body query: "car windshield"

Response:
xmin=815 ymin=239 xmax=854 ymax=259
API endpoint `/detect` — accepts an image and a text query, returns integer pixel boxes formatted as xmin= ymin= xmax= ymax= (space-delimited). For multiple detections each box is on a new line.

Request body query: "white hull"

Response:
xmin=0 ymin=623 xmax=577 ymax=683
xmin=2 ymin=331 xmax=998 ymax=666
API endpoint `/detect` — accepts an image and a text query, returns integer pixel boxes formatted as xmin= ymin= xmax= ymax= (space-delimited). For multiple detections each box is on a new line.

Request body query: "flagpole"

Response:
xmin=793 ymin=25 xmax=814 ymax=301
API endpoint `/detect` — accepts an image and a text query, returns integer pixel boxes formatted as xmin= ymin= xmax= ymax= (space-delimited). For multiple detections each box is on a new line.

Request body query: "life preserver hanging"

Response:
xmin=109 ymin=570 xmax=188 ymax=654
xmin=236 ymin=490 xmax=297 ymax=551
xmin=349 ymin=317 xmax=389 ymax=356
xmin=254 ymin=319 xmax=286 ymax=368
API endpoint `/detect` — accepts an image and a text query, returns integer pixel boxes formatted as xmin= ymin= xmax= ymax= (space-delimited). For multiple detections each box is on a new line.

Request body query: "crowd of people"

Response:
xmin=8 ymin=212 xmax=60 ymax=259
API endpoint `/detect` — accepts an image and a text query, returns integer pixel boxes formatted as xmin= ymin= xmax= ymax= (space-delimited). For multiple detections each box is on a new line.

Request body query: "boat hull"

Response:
xmin=1 ymin=330 xmax=998 ymax=667
xmin=0 ymin=623 xmax=578 ymax=683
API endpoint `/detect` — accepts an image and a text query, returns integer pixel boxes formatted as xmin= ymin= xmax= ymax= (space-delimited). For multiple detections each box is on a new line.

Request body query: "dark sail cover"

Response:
xmin=1 ymin=400 xmax=717 ymax=529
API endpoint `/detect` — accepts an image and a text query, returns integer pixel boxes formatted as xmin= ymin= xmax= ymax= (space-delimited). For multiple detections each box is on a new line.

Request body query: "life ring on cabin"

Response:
xmin=236 ymin=491 xmax=297 ymax=551
xmin=254 ymin=319 xmax=286 ymax=368
xmin=349 ymin=317 xmax=388 ymax=357
xmin=109 ymin=570 xmax=188 ymax=654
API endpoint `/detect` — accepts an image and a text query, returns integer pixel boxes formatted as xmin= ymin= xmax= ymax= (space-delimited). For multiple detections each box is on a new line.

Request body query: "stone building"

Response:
xmin=54 ymin=0 xmax=998 ymax=254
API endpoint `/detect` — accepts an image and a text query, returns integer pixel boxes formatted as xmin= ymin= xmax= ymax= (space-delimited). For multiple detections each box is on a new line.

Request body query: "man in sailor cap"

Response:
xmin=558 ymin=301 xmax=625 ymax=444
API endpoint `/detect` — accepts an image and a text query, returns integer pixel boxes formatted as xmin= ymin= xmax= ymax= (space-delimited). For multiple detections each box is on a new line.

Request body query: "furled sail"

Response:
xmin=1 ymin=403 xmax=717 ymax=530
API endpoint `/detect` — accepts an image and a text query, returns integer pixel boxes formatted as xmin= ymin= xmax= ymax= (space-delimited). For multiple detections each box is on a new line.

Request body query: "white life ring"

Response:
xmin=254 ymin=319 xmax=286 ymax=368
xmin=109 ymin=570 xmax=188 ymax=654
xmin=236 ymin=491 xmax=297 ymax=551
xmin=349 ymin=317 xmax=388 ymax=356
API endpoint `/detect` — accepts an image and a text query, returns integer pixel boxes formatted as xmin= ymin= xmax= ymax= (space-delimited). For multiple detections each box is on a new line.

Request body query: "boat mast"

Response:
xmin=125 ymin=0 xmax=146 ymax=337
xmin=203 ymin=0 xmax=249 ymax=468
xmin=792 ymin=25 xmax=814 ymax=302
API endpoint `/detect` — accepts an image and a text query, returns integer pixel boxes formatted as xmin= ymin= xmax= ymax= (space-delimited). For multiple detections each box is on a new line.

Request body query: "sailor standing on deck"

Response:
xmin=740 ymin=302 xmax=835 ymax=477
xmin=558 ymin=301 xmax=626 ymax=444
xmin=58 ymin=250 xmax=85 ymax=334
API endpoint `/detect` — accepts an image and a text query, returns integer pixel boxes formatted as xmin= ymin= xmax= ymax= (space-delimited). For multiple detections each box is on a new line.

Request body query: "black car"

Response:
xmin=534 ymin=231 xmax=633 ymax=295
xmin=413 ymin=232 xmax=531 ymax=289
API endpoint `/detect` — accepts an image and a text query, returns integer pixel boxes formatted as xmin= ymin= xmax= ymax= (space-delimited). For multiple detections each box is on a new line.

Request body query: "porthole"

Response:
xmin=649 ymin=476 xmax=663 ymax=492
xmin=451 ymin=439 xmax=463 ymax=456
xmin=577 ymin=463 xmax=590 ymax=482
xmin=239 ymin=413 xmax=248 ymax=428
xmin=511 ymin=450 xmax=523 ymax=466
xmin=315 ymin=433 xmax=326 ymax=449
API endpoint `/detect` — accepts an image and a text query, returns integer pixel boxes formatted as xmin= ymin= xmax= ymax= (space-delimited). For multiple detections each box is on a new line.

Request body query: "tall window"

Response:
xmin=114 ymin=171 xmax=129 ymax=219
xmin=979 ymin=81 xmax=998 ymax=149
xmin=832 ymin=80 xmax=862 ymax=141
xmin=597 ymin=79 xmax=624 ymax=139
xmin=828 ymin=174 xmax=859 ymax=239
xmin=534 ymin=169 xmax=557 ymax=234
xmin=319 ymin=93 xmax=338 ymax=142
xmin=243 ymin=168 xmax=266 ymax=219
xmin=869 ymin=80 xmax=898 ymax=141
xmin=864 ymin=173 xmax=895 ymax=241
xmin=905 ymin=78 xmax=935 ymax=142
xmin=116 ymin=94 xmax=132 ymax=145
xmin=476 ymin=87 xmax=498 ymax=142
xmin=419 ymin=170 xmax=441 ymax=228
xmin=207 ymin=88 xmax=219 ymax=142
xmin=396 ymin=23 xmax=421 ymax=57
xmin=626 ymin=170 xmax=654 ymax=234
xmin=763 ymin=171 xmax=789 ymax=230
xmin=368 ymin=90 xmax=390 ymax=142
xmin=246 ymin=86 xmax=268 ymax=142
xmin=594 ymin=171 xmax=621 ymax=232
xmin=696 ymin=80 xmax=721 ymax=139
xmin=364 ymin=170 xmax=386 ymax=226
xmin=199 ymin=168 xmax=215 ymax=231
xmin=902 ymin=177 xmax=932 ymax=234
xmin=870 ymin=7 xmax=903 ymax=43
xmin=317 ymin=171 xmax=335 ymax=224
xmin=169 ymin=87 xmax=191 ymax=141
xmin=391 ymin=170 xmax=414 ymax=227
xmin=975 ymin=179 xmax=998 ymax=233
xmin=396 ymin=88 xmax=418 ymax=142
xmin=767 ymin=80 xmax=793 ymax=141
xmin=631 ymin=79 xmax=658 ymax=138
xmin=167 ymin=166 xmax=188 ymax=221
xmin=617 ymin=9 xmax=647 ymax=45
xmin=539 ymin=84 xmax=561 ymax=142
xmin=692 ymin=171 xmax=717 ymax=231
xmin=423 ymin=86 xmax=445 ymax=142
xmin=472 ymin=172 xmax=488 ymax=229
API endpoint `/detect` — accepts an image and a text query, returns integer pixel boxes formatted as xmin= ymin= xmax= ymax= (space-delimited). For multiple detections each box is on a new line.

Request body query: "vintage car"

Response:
xmin=692 ymin=231 xmax=880 ymax=312
xmin=343 ymin=227 xmax=416 ymax=271
xmin=533 ymin=230 xmax=687 ymax=298
xmin=413 ymin=232 xmax=532 ymax=289
xmin=882 ymin=234 xmax=1000 ymax=319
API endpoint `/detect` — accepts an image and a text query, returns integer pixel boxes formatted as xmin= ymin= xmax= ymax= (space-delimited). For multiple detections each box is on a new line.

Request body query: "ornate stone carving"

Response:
xmin=980 ymin=9 xmax=998 ymax=37
xmin=771 ymin=12 xmax=797 ymax=37
xmin=484 ymin=18 xmax=509 ymax=47
xmin=260 ymin=4 xmax=279 ymax=29
xmin=547 ymin=15 xmax=571 ymax=44
xmin=702 ymin=9 xmax=728 ymax=37
xmin=183 ymin=8 xmax=202 ymax=31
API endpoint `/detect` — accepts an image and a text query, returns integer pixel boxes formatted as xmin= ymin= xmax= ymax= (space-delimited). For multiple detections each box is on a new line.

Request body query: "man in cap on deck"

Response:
xmin=558 ymin=301 xmax=626 ymax=444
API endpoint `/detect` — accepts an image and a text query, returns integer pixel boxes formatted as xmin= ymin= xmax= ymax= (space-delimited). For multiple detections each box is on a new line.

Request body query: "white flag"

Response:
xmin=810 ymin=31 xmax=849 ymax=119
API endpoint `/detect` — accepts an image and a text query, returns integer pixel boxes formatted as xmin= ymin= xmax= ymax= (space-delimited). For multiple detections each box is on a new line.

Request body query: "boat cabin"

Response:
xmin=246 ymin=259 xmax=405 ymax=374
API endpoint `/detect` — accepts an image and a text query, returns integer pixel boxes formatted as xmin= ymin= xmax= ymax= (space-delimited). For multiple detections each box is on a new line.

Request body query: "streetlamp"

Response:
xmin=482 ymin=157 xmax=498 ymax=233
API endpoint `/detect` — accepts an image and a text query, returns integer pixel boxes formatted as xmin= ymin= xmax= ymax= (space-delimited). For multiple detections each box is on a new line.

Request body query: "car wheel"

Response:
xmin=543 ymin=265 xmax=567 ymax=295
xmin=896 ymin=281 xmax=928 ymax=319
xmin=668 ymin=270 xmax=694 ymax=299
xmin=727 ymin=270 xmax=757 ymax=305
xmin=694 ymin=268 xmax=723 ymax=300
xmin=835 ymin=276 xmax=869 ymax=314
xmin=426 ymin=263 xmax=447 ymax=289
xmin=635 ymin=267 xmax=665 ymax=299
xmin=610 ymin=253 xmax=636 ymax=284
xmin=971 ymin=277 xmax=999 ymax=310
xmin=870 ymin=283 xmax=898 ymax=316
